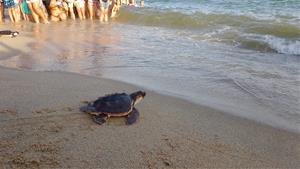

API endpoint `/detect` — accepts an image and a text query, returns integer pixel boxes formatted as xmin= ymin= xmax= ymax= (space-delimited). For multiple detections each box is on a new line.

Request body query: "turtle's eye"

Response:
xmin=137 ymin=91 xmax=146 ymax=97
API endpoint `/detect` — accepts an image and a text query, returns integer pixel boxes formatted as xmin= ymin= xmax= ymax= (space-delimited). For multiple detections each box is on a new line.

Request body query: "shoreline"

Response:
xmin=1 ymin=59 xmax=299 ymax=135
xmin=1 ymin=24 xmax=299 ymax=135
xmin=102 ymin=75 xmax=300 ymax=134
xmin=0 ymin=66 xmax=299 ymax=168
xmin=2 ymin=64 xmax=298 ymax=135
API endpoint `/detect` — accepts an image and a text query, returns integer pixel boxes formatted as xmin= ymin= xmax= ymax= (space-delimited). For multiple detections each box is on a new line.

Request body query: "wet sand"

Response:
xmin=1 ymin=68 xmax=300 ymax=168
xmin=0 ymin=27 xmax=300 ymax=168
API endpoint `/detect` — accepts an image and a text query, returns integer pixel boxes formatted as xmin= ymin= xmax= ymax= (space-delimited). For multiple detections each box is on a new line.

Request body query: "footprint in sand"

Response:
xmin=39 ymin=123 xmax=63 ymax=133
xmin=162 ymin=137 xmax=178 ymax=151
xmin=0 ymin=109 xmax=17 ymax=116
xmin=8 ymin=141 xmax=61 ymax=168
xmin=81 ymin=101 xmax=90 ymax=104
xmin=33 ymin=108 xmax=57 ymax=114
xmin=62 ymin=107 xmax=74 ymax=111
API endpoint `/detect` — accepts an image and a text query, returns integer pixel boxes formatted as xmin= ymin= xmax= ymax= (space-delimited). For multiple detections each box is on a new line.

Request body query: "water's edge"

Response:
xmin=1 ymin=65 xmax=298 ymax=134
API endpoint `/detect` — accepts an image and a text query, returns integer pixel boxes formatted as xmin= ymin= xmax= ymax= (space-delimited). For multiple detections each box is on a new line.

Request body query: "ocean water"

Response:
xmin=0 ymin=0 xmax=299 ymax=133
xmin=119 ymin=0 xmax=300 ymax=55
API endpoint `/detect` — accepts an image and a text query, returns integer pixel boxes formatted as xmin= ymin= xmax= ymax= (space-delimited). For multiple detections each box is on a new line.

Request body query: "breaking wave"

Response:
xmin=116 ymin=8 xmax=300 ymax=55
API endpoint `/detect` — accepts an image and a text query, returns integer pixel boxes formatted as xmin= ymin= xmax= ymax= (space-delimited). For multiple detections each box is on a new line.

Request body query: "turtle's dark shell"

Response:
xmin=0 ymin=30 xmax=19 ymax=38
xmin=80 ymin=91 xmax=146 ymax=125
xmin=91 ymin=93 xmax=133 ymax=114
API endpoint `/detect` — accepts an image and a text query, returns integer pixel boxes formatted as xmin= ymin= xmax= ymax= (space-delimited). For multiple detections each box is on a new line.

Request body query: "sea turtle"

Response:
xmin=0 ymin=30 xmax=19 ymax=38
xmin=80 ymin=91 xmax=146 ymax=125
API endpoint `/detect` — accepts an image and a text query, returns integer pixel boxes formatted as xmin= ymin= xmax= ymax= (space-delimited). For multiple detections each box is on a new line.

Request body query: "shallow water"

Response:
xmin=125 ymin=0 xmax=300 ymax=55
xmin=0 ymin=20 xmax=299 ymax=133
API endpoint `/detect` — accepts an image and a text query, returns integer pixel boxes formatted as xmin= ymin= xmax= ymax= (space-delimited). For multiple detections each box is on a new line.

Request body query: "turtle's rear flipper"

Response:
xmin=126 ymin=108 xmax=140 ymax=125
xmin=92 ymin=114 xmax=107 ymax=125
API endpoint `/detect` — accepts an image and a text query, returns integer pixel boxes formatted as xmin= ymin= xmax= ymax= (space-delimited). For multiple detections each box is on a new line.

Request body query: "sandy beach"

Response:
xmin=0 ymin=35 xmax=300 ymax=168
xmin=0 ymin=12 xmax=300 ymax=168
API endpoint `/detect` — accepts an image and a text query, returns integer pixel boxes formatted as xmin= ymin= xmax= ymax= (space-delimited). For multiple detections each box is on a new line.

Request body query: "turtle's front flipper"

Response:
xmin=92 ymin=114 xmax=107 ymax=125
xmin=126 ymin=108 xmax=140 ymax=125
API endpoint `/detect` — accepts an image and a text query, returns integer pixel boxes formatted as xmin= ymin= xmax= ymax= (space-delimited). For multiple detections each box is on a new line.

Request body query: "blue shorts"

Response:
xmin=4 ymin=0 xmax=15 ymax=8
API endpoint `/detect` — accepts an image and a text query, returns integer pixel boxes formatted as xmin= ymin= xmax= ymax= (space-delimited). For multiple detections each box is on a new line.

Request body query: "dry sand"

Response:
xmin=0 ymin=29 xmax=300 ymax=168
xmin=0 ymin=66 xmax=299 ymax=169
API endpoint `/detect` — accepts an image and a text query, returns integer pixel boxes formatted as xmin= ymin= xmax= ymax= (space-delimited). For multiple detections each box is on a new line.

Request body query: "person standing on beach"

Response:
xmin=121 ymin=0 xmax=127 ymax=5
xmin=4 ymin=0 xmax=18 ymax=22
xmin=87 ymin=0 xmax=98 ymax=20
xmin=74 ymin=0 xmax=85 ymax=20
xmin=40 ymin=0 xmax=49 ymax=19
xmin=99 ymin=0 xmax=109 ymax=22
xmin=140 ymin=0 xmax=143 ymax=7
xmin=128 ymin=0 xmax=135 ymax=6
xmin=110 ymin=0 xmax=120 ymax=18
xmin=26 ymin=0 xmax=49 ymax=23
xmin=65 ymin=0 xmax=75 ymax=20
xmin=20 ymin=0 xmax=27 ymax=20
xmin=49 ymin=0 xmax=67 ymax=21
xmin=20 ymin=0 xmax=32 ymax=21
xmin=0 ymin=0 xmax=4 ymax=22
xmin=14 ymin=0 xmax=21 ymax=22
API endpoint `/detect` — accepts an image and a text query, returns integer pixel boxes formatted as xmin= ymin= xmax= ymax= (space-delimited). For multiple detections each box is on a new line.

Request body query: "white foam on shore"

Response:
xmin=263 ymin=36 xmax=300 ymax=55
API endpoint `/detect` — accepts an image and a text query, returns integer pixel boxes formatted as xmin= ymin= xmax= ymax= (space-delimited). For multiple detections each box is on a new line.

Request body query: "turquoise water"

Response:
xmin=0 ymin=1 xmax=299 ymax=133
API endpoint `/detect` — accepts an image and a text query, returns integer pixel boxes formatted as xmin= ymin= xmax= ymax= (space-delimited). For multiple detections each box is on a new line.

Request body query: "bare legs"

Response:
xmin=75 ymin=0 xmax=85 ymax=20
xmin=140 ymin=0 xmax=144 ymax=7
xmin=129 ymin=0 xmax=135 ymax=6
xmin=19 ymin=2 xmax=27 ymax=21
xmin=88 ymin=2 xmax=94 ymax=20
xmin=27 ymin=3 xmax=39 ymax=23
xmin=27 ymin=1 xmax=49 ymax=23
xmin=33 ymin=2 xmax=48 ymax=23
xmin=99 ymin=0 xmax=109 ymax=22
xmin=0 ymin=2 xmax=4 ymax=22
xmin=7 ymin=8 xmax=16 ymax=22
xmin=68 ymin=3 xmax=75 ymax=20
xmin=111 ymin=1 xmax=120 ymax=18
xmin=100 ymin=7 xmax=108 ymax=22
xmin=14 ymin=4 xmax=21 ymax=22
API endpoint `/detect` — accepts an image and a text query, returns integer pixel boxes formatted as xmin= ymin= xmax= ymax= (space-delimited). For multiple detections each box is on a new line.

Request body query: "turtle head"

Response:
xmin=11 ymin=31 xmax=19 ymax=38
xmin=80 ymin=102 xmax=96 ymax=113
xmin=130 ymin=91 xmax=146 ymax=105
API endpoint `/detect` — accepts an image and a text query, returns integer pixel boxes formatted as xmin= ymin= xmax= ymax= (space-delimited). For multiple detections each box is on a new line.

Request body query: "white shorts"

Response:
xmin=13 ymin=0 xmax=19 ymax=5
xmin=26 ymin=0 xmax=39 ymax=4
xmin=100 ymin=0 xmax=109 ymax=9
xmin=74 ymin=0 xmax=84 ymax=8
xmin=66 ymin=0 xmax=74 ymax=8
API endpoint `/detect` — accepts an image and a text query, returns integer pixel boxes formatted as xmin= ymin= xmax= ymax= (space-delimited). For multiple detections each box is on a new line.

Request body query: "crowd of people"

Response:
xmin=0 ymin=0 xmax=144 ymax=23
